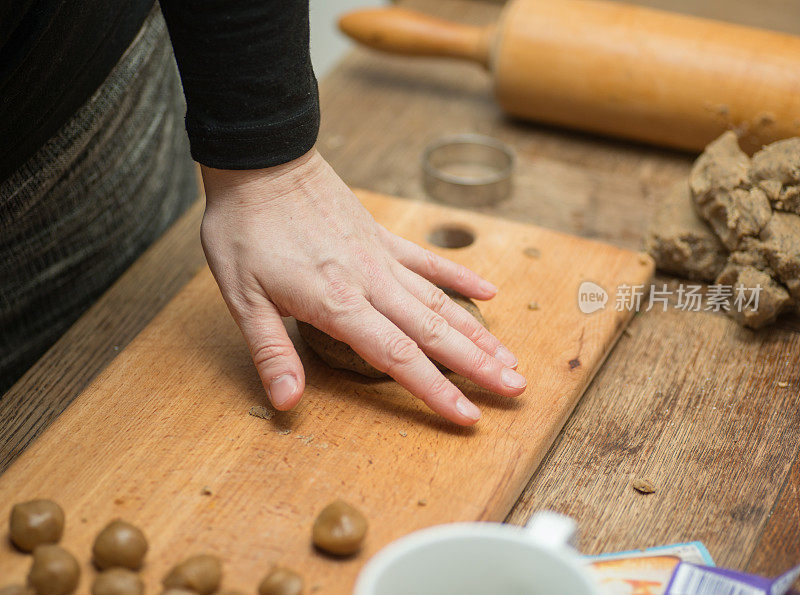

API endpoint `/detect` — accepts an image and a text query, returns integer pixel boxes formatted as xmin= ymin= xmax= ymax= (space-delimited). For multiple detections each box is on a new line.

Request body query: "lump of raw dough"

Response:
xmin=715 ymin=263 xmax=793 ymax=328
xmin=758 ymin=212 xmax=800 ymax=303
xmin=312 ymin=500 xmax=368 ymax=556
xmin=297 ymin=290 xmax=487 ymax=379
xmin=9 ymin=500 xmax=65 ymax=553
xmin=91 ymin=569 xmax=144 ymax=595
xmin=162 ymin=555 xmax=222 ymax=594
xmin=690 ymin=131 xmax=771 ymax=249
xmin=258 ymin=567 xmax=304 ymax=595
xmin=690 ymin=131 xmax=751 ymax=201
xmin=751 ymin=138 xmax=800 ymax=215
xmin=27 ymin=545 xmax=80 ymax=595
xmin=92 ymin=520 xmax=148 ymax=571
xmin=646 ymin=182 xmax=728 ymax=281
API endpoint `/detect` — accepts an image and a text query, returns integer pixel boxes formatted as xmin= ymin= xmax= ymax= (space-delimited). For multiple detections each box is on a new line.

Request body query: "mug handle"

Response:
xmin=524 ymin=511 xmax=577 ymax=551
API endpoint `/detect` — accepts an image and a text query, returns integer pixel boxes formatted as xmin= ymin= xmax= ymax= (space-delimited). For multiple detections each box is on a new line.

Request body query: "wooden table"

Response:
xmin=2 ymin=0 xmax=799 ymax=586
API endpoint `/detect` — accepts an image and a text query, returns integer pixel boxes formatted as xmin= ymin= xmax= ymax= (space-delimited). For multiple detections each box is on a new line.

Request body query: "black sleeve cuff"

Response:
xmin=185 ymin=82 xmax=320 ymax=170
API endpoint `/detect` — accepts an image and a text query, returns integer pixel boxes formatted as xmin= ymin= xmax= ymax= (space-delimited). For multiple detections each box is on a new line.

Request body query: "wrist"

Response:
xmin=200 ymin=148 xmax=321 ymax=208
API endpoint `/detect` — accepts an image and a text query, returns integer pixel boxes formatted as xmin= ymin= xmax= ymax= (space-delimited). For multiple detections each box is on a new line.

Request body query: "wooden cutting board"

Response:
xmin=0 ymin=190 xmax=652 ymax=593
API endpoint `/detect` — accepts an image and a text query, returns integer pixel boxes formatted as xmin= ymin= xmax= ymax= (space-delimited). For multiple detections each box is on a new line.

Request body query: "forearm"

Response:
xmin=159 ymin=0 xmax=319 ymax=169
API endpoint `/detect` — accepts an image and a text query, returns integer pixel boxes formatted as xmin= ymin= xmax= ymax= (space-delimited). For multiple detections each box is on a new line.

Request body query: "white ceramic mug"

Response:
xmin=354 ymin=512 xmax=600 ymax=595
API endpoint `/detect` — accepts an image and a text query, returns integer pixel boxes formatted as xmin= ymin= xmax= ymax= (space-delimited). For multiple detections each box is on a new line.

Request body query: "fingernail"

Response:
xmin=268 ymin=374 xmax=297 ymax=408
xmin=455 ymin=397 xmax=481 ymax=421
xmin=494 ymin=345 xmax=518 ymax=368
xmin=480 ymin=279 xmax=498 ymax=295
xmin=501 ymin=368 xmax=527 ymax=389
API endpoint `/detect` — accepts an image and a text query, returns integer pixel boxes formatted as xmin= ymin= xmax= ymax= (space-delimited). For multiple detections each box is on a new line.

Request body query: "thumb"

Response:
xmin=235 ymin=297 xmax=305 ymax=411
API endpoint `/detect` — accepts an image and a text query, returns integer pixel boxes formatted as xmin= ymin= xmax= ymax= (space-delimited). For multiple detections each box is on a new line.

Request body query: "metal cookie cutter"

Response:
xmin=422 ymin=134 xmax=514 ymax=207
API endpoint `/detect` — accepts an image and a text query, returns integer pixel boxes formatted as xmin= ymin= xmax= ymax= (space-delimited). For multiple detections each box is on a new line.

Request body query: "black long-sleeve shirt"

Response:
xmin=0 ymin=0 xmax=319 ymax=181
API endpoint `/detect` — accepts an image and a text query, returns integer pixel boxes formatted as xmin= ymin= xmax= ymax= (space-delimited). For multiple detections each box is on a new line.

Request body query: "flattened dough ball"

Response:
xmin=297 ymin=290 xmax=487 ymax=378
xmin=27 ymin=545 xmax=80 ymax=595
xmin=312 ymin=500 xmax=367 ymax=556
xmin=162 ymin=554 xmax=222 ymax=594
xmin=258 ymin=567 xmax=303 ymax=595
xmin=92 ymin=520 xmax=148 ymax=570
xmin=9 ymin=499 xmax=65 ymax=552
xmin=92 ymin=569 xmax=144 ymax=595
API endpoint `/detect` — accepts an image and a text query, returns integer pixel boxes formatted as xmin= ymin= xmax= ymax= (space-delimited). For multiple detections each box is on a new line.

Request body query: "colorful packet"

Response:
xmin=665 ymin=561 xmax=800 ymax=595
xmin=584 ymin=542 xmax=714 ymax=595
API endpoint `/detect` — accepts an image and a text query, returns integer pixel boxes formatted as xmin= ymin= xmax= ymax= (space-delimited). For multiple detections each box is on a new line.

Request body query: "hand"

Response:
xmin=200 ymin=149 xmax=526 ymax=425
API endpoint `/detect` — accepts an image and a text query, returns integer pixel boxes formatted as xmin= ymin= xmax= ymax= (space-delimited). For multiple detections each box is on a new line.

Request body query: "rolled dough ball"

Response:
xmin=92 ymin=520 xmax=148 ymax=570
xmin=162 ymin=555 xmax=222 ymax=594
xmin=646 ymin=182 xmax=728 ymax=281
xmin=9 ymin=500 xmax=65 ymax=553
xmin=91 ymin=569 xmax=144 ymax=595
xmin=312 ymin=500 xmax=368 ymax=556
xmin=297 ymin=290 xmax=487 ymax=378
xmin=27 ymin=545 xmax=80 ymax=595
xmin=257 ymin=567 xmax=304 ymax=595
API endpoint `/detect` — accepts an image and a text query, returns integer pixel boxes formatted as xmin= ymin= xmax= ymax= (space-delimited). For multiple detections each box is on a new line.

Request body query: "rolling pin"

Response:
xmin=339 ymin=1 xmax=800 ymax=152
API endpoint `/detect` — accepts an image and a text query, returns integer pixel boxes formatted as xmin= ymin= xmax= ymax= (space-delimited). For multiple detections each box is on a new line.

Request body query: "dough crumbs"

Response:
xmin=200 ymin=486 xmax=212 ymax=496
xmin=778 ymin=381 xmax=789 ymax=388
xmin=523 ymin=247 xmax=541 ymax=259
xmin=296 ymin=434 xmax=314 ymax=445
xmin=417 ymin=499 xmax=427 ymax=507
xmin=527 ymin=301 xmax=539 ymax=310
xmin=631 ymin=478 xmax=656 ymax=494
xmin=248 ymin=406 xmax=274 ymax=420
xmin=398 ymin=430 xmax=407 ymax=437
xmin=277 ymin=429 xmax=291 ymax=435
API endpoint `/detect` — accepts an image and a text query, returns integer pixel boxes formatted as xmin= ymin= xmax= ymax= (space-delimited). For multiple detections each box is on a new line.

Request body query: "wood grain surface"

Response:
xmin=1 ymin=0 xmax=798 ymax=590
xmin=0 ymin=190 xmax=652 ymax=592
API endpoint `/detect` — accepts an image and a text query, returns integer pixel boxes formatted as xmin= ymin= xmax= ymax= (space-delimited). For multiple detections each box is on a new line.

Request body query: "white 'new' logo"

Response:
xmin=578 ymin=281 xmax=608 ymax=314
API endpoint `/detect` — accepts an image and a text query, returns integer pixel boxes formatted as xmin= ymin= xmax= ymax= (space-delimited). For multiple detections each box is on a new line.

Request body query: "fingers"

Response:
xmin=323 ymin=297 xmax=482 ymax=426
xmin=229 ymin=294 xmax=306 ymax=411
xmin=384 ymin=232 xmax=497 ymax=300
xmin=396 ymin=267 xmax=518 ymax=368
xmin=371 ymin=283 xmax=526 ymax=398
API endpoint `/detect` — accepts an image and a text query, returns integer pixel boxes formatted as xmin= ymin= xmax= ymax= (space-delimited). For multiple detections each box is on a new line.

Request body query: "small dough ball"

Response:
xmin=258 ymin=567 xmax=303 ymax=595
xmin=162 ymin=554 xmax=222 ymax=594
xmin=0 ymin=586 xmax=35 ymax=595
xmin=27 ymin=545 xmax=80 ymax=595
xmin=92 ymin=569 xmax=144 ymax=595
xmin=312 ymin=500 xmax=367 ymax=556
xmin=92 ymin=519 xmax=148 ymax=570
xmin=9 ymin=500 xmax=65 ymax=552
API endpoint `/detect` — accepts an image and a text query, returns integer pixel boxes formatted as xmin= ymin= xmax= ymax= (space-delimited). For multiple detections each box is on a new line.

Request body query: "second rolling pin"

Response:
xmin=339 ymin=1 xmax=800 ymax=152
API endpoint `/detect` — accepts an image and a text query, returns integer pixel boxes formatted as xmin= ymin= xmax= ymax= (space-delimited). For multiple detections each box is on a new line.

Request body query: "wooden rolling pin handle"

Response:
xmin=338 ymin=7 xmax=494 ymax=68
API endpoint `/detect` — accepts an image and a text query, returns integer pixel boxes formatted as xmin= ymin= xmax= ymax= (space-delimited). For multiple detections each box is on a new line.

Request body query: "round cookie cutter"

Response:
xmin=422 ymin=134 xmax=515 ymax=207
